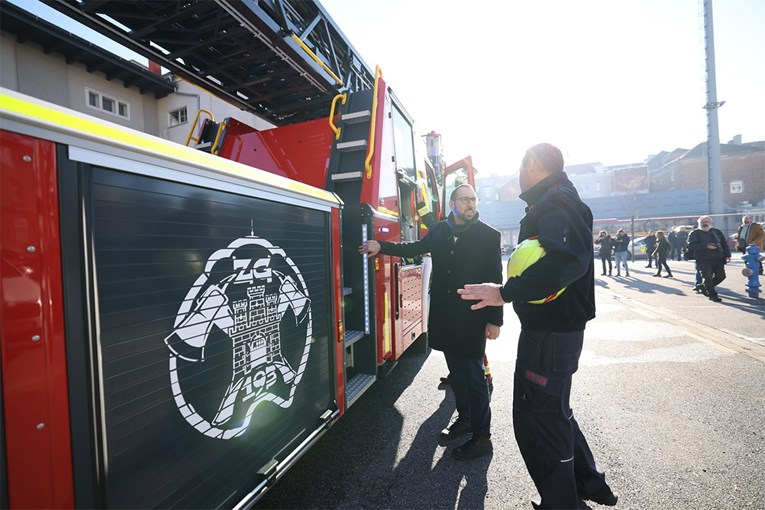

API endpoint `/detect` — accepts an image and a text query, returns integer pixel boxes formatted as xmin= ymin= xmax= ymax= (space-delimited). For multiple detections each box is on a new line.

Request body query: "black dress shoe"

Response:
xmin=452 ymin=435 xmax=492 ymax=460
xmin=439 ymin=419 xmax=471 ymax=442
xmin=709 ymin=295 xmax=722 ymax=302
xmin=581 ymin=484 xmax=618 ymax=506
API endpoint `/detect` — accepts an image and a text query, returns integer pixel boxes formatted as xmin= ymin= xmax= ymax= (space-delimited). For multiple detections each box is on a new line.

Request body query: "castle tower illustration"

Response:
xmin=230 ymin=284 xmax=281 ymax=377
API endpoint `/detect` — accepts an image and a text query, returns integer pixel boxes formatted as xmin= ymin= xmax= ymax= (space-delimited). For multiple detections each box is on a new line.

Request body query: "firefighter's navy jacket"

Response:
xmin=499 ymin=172 xmax=596 ymax=332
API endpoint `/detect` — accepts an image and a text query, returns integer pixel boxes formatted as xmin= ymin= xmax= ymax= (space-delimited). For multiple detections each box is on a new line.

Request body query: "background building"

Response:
xmin=1 ymin=2 xmax=271 ymax=145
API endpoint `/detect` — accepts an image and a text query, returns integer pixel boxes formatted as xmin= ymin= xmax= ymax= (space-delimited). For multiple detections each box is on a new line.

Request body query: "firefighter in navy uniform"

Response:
xmin=459 ymin=143 xmax=617 ymax=509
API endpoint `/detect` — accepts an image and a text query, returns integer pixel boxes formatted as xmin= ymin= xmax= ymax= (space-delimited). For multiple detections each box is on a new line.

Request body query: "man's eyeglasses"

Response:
xmin=456 ymin=197 xmax=478 ymax=205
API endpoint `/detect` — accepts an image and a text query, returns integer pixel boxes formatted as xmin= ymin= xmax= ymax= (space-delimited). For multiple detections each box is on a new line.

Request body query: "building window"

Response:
xmin=730 ymin=180 xmax=744 ymax=194
xmin=102 ymin=96 xmax=115 ymax=113
xmin=85 ymin=88 xmax=129 ymax=119
xmin=169 ymin=107 xmax=189 ymax=127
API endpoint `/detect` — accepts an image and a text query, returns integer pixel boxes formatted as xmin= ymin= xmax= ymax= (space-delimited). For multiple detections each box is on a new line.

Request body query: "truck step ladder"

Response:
xmin=345 ymin=373 xmax=376 ymax=407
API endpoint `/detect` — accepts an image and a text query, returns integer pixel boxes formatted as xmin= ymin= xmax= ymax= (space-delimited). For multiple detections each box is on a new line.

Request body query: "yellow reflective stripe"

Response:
xmin=417 ymin=182 xmax=431 ymax=215
xmin=383 ymin=290 xmax=391 ymax=355
xmin=0 ymin=90 xmax=339 ymax=205
xmin=377 ymin=206 xmax=399 ymax=217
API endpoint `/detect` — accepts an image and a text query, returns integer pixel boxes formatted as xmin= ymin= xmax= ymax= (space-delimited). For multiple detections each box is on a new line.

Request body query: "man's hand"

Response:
xmin=485 ymin=323 xmax=500 ymax=340
xmin=358 ymin=240 xmax=381 ymax=258
xmin=457 ymin=283 xmax=506 ymax=310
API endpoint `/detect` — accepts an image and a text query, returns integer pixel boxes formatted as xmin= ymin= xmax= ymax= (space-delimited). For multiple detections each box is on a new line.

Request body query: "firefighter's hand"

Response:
xmin=359 ymin=240 xmax=381 ymax=258
xmin=458 ymin=283 xmax=505 ymax=310
xmin=485 ymin=323 xmax=500 ymax=340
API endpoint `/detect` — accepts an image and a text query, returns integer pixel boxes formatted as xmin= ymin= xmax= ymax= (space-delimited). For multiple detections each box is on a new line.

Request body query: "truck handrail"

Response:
xmin=329 ymin=93 xmax=347 ymax=140
xmin=185 ymin=108 xmax=214 ymax=146
xmin=290 ymin=33 xmax=344 ymax=86
xmin=365 ymin=65 xmax=382 ymax=179
xmin=210 ymin=118 xmax=227 ymax=156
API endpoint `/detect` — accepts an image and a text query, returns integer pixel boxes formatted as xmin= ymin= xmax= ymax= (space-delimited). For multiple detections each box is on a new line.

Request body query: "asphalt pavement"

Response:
xmin=256 ymin=257 xmax=764 ymax=510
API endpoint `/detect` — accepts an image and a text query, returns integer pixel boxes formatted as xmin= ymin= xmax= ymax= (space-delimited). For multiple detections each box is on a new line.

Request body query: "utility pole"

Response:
xmin=702 ymin=0 xmax=725 ymax=216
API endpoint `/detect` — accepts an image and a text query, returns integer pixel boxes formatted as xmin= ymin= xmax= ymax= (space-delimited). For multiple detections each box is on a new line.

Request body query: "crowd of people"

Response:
xmin=592 ymin=214 xmax=763 ymax=303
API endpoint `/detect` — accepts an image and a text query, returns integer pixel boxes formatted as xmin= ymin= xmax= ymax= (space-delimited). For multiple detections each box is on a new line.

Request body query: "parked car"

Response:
xmin=627 ymin=236 xmax=649 ymax=260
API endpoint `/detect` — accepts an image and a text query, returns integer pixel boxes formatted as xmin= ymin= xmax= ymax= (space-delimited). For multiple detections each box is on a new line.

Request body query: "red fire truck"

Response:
xmin=1 ymin=2 xmax=475 ymax=507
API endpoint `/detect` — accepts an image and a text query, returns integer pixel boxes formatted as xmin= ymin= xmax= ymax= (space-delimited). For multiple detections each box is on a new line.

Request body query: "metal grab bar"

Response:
xmin=365 ymin=65 xmax=382 ymax=179
xmin=211 ymin=119 xmax=227 ymax=156
xmin=290 ymin=34 xmax=344 ymax=86
xmin=329 ymin=93 xmax=347 ymax=140
xmin=184 ymin=108 xmax=214 ymax=146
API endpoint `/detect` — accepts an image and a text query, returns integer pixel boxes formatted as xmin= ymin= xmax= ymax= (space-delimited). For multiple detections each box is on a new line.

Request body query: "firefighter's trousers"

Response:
xmin=512 ymin=330 xmax=607 ymax=509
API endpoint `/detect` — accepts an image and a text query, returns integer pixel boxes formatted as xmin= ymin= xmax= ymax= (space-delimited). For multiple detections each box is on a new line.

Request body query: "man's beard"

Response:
xmin=458 ymin=209 xmax=475 ymax=222
xmin=700 ymin=225 xmax=711 ymax=231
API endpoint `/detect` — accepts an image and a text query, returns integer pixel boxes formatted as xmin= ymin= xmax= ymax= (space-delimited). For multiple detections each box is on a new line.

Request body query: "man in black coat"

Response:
xmin=594 ymin=230 xmax=613 ymax=276
xmin=612 ymin=228 xmax=630 ymax=277
xmin=459 ymin=143 xmax=617 ymax=509
xmin=687 ymin=215 xmax=731 ymax=302
xmin=668 ymin=229 xmax=679 ymax=260
xmin=359 ymin=184 xmax=503 ymax=460
xmin=676 ymin=227 xmax=690 ymax=261
xmin=644 ymin=230 xmax=657 ymax=268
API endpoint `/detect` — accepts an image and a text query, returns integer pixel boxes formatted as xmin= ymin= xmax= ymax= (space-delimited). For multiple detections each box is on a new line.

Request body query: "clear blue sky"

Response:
xmin=13 ymin=0 xmax=765 ymax=174
xmin=322 ymin=0 xmax=765 ymax=173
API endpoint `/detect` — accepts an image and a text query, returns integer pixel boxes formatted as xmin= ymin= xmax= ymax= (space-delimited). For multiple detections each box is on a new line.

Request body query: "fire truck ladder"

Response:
xmin=327 ymin=86 xmax=378 ymax=405
xmin=45 ymin=0 xmax=376 ymax=126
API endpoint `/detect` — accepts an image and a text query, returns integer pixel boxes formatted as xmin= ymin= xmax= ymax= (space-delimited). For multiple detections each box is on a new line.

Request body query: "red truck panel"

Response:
xmin=217 ymin=117 xmax=335 ymax=190
xmin=1 ymin=131 xmax=74 ymax=508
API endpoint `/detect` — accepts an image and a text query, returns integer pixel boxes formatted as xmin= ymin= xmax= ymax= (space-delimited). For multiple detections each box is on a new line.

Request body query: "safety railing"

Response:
xmin=290 ymin=34 xmax=344 ymax=86
xmin=185 ymin=108 xmax=214 ymax=147
xmin=329 ymin=93 xmax=347 ymax=140
xmin=365 ymin=65 xmax=382 ymax=179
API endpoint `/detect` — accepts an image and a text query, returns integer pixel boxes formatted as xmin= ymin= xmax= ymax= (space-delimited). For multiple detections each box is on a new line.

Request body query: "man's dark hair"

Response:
xmin=524 ymin=143 xmax=564 ymax=175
